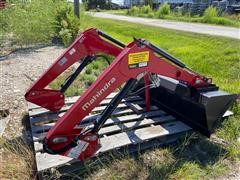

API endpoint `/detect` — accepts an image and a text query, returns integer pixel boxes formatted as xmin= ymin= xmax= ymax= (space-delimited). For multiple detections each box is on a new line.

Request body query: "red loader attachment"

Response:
xmin=25 ymin=28 xmax=236 ymax=161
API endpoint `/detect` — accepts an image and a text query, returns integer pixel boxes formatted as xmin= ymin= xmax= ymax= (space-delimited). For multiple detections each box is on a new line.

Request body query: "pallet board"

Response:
xmin=28 ymin=93 xmax=192 ymax=175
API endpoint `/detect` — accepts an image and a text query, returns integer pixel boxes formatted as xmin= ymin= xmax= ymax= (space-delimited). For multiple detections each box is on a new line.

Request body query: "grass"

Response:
xmin=50 ymin=57 xmax=110 ymax=97
xmin=107 ymin=8 xmax=240 ymax=28
xmin=0 ymin=1 xmax=84 ymax=55
xmin=0 ymin=137 xmax=35 ymax=179
xmin=61 ymin=133 xmax=236 ymax=179
xmin=48 ymin=16 xmax=240 ymax=179
xmin=80 ymin=16 xmax=240 ymax=93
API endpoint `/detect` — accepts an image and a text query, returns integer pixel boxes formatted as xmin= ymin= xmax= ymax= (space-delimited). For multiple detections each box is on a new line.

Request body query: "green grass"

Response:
xmin=80 ymin=16 xmax=240 ymax=93
xmin=0 ymin=1 xmax=84 ymax=55
xmin=49 ymin=16 xmax=240 ymax=179
xmin=50 ymin=58 xmax=110 ymax=97
xmin=108 ymin=9 xmax=240 ymax=28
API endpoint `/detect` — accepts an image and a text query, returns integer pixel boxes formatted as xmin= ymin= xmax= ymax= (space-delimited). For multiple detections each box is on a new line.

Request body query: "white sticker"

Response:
xmin=58 ymin=57 xmax=67 ymax=66
xmin=69 ymin=48 xmax=76 ymax=55
xmin=139 ymin=62 xmax=148 ymax=67
xmin=79 ymin=35 xmax=86 ymax=43
xmin=67 ymin=140 xmax=89 ymax=159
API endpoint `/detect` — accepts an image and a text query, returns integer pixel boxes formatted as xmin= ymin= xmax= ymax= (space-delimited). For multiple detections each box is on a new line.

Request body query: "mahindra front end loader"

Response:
xmin=25 ymin=28 xmax=236 ymax=160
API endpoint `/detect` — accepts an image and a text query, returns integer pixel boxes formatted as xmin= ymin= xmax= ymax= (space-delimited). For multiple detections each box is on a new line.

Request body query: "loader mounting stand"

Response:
xmin=25 ymin=28 xmax=237 ymax=161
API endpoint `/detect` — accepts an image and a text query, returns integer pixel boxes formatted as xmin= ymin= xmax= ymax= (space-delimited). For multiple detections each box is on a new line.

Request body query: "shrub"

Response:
xmin=202 ymin=6 xmax=234 ymax=26
xmin=55 ymin=4 xmax=81 ymax=46
xmin=85 ymin=67 xmax=92 ymax=74
xmin=203 ymin=6 xmax=218 ymax=23
xmin=83 ymin=74 xmax=95 ymax=86
xmin=141 ymin=5 xmax=152 ymax=14
xmin=147 ymin=12 xmax=154 ymax=18
xmin=156 ymin=2 xmax=171 ymax=18
xmin=126 ymin=6 xmax=140 ymax=16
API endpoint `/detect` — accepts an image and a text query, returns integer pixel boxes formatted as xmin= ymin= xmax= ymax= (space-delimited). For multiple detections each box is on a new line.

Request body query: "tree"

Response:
xmin=85 ymin=0 xmax=111 ymax=10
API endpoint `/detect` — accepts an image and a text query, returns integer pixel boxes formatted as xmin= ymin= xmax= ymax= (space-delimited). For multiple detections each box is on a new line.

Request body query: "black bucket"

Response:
xmin=141 ymin=76 xmax=237 ymax=137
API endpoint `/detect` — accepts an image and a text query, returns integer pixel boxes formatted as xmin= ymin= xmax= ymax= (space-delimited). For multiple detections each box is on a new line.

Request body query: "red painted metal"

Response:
xmin=25 ymin=28 xmax=212 ymax=160
xmin=25 ymin=28 xmax=122 ymax=111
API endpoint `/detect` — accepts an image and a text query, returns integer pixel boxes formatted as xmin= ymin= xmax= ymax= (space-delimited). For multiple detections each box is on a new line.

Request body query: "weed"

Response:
xmin=83 ymin=74 xmax=95 ymax=86
xmin=87 ymin=158 xmax=147 ymax=180
xmin=3 ymin=0 xmax=56 ymax=45
xmin=126 ymin=6 xmax=140 ymax=16
xmin=142 ymin=149 xmax=176 ymax=179
xmin=141 ymin=148 xmax=175 ymax=167
xmin=49 ymin=57 xmax=110 ymax=97
xmin=156 ymin=3 xmax=171 ymax=18
xmin=85 ymin=67 xmax=93 ymax=74
xmin=147 ymin=12 xmax=155 ymax=18
xmin=0 ymin=137 xmax=35 ymax=179
xmin=170 ymin=162 xmax=205 ymax=179
xmin=55 ymin=3 xmax=81 ymax=46
xmin=0 ymin=1 xmax=85 ymax=51
xmin=203 ymin=6 xmax=218 ymax=23
xmin=141 ymin=5 xmax=152 ymax=14
xmin=119 ymin=6 xmax=240 ymax=27
xmin=216 ymin=102 xmax=240 ymax=161
xmin=205 ymin=160 xmax=229 ymax=178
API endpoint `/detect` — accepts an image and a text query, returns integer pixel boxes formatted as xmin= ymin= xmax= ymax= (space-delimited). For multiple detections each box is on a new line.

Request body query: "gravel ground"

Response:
xmin=0 ymin=45 xmax=239 ymax=179
xmin=0 ymin=46 xmax=65 ymax=139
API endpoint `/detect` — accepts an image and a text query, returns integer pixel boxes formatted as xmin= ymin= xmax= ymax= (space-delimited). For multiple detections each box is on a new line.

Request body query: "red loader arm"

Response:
xmin=25 ymin=28 xmax=123 ymax=112
xmin=25 ymin=29 xmax=212 ymax=160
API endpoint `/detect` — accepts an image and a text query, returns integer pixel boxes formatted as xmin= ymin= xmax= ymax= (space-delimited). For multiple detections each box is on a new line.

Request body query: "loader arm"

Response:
xmin=25 ymin=28 xmax=124 ymax=112
xmin=41 ymin=37 xmax=213 ymax=160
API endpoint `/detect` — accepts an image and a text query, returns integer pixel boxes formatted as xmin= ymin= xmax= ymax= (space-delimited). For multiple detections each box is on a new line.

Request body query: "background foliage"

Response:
xmin=0 ymin=0 xmax=82 ymax=48
xmin=125 ymin=3 xmax=240 ymax=27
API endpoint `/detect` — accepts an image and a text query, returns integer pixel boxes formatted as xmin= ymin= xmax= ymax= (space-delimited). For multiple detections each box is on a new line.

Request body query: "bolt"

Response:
xmin=195 ymin=79 xmax=202 ymax=84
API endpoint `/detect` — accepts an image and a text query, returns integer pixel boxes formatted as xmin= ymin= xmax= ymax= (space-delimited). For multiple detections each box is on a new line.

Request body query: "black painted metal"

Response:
xmin=98 ymin=30 xmax=126 ymax=48
xmin=135 ymin=39 xmax=186 ymax=68
xmin=92 ymin=78 xmax=138 ymax=133
xmin=147 ymin=77 xmax=237 ymax=137
xmin=60 ymin=56 xmax=93 ymax=93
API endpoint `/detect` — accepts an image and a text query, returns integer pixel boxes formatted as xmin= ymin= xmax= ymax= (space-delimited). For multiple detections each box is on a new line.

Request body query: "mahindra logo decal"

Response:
xmin=82 ymin=77 xmax=116 ymax=111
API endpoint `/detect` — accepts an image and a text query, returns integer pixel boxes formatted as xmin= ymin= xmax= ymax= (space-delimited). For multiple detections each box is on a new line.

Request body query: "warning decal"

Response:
xmin=128 ymin=51 xmax=149 ymax=69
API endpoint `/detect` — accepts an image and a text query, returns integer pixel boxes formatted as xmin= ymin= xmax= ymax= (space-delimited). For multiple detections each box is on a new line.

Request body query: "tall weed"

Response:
xmin=141 ymin=5 xmax=152 ymax=14
xmin=1 ymin=0 xmax=82 ymax=47
xmin=203 ymin=6 xmax=218 ymax=23
xmin=55 ymin=3 xmax=81 ymax=46
xmin=126 ymin=6 xmax=140 ymax=16
xmin=156 ymin=2 xmax=171 ymax=18
xmin=6 ymin=0 xmax=56 ymax=45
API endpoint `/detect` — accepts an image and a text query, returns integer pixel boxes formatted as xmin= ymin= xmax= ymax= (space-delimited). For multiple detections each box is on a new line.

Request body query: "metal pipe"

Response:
xmin=97 ymin=30 xmax=126 ymax=48
xmin=92 ymin=78 xmax=137 ymax=133
xmin=60 ymin=56 xmax=93 ymax=93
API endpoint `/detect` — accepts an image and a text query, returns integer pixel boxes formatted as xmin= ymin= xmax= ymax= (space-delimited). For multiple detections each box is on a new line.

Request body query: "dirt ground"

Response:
xmin=0 ymin=46 xmax=239 ymax=179
xmin=0 ymin=46 xmax=64 ymax=139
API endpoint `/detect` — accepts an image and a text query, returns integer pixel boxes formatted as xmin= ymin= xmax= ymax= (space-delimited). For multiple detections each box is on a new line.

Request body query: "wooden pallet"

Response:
xmin=28 ymin=92 xmax=192 ymax=175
